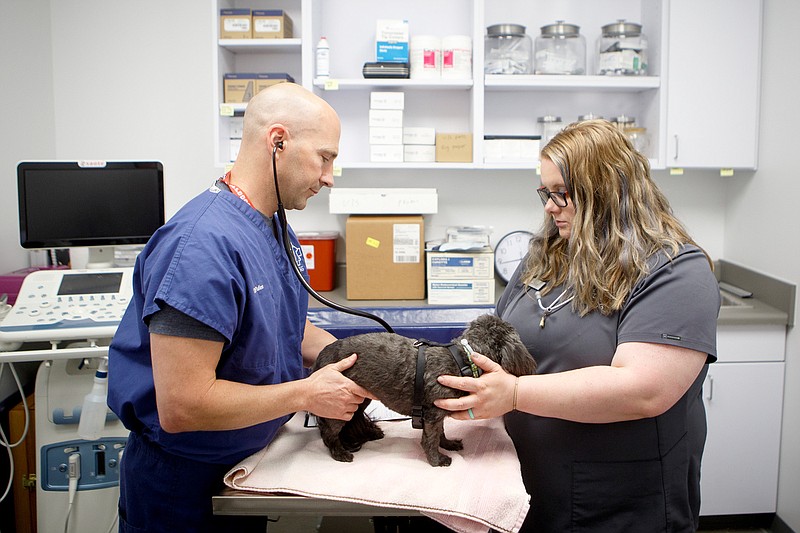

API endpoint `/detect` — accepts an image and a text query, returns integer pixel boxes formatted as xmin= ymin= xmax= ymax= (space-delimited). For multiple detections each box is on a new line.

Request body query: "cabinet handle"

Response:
xmin=705 ymin=375 xmax=714 ymax=401
xmin=673 ymin=134 xmax=679 ymax=160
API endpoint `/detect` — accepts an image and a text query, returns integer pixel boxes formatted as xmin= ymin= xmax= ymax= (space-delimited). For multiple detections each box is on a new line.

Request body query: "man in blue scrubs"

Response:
xmin=108 ymin=83 xmax=372 ymax=532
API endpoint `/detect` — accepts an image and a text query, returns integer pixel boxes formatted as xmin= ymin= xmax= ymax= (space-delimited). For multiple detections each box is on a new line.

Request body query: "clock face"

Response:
xmin=495 ymin=231 xmax=534 ymax=283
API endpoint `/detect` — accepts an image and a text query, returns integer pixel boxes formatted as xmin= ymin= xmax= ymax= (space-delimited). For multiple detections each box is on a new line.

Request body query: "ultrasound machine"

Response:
xmin=0 ymin=161 xmax=164 ymax=533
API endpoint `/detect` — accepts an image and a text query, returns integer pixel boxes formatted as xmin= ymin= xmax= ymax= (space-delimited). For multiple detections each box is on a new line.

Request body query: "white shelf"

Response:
xmin=218 ymin=38 xmax=302 ymax=53
xmin=484 ymin=75 xmax=661 ymax=92
xmin=313 ymin=78 xmax=474 ymax=91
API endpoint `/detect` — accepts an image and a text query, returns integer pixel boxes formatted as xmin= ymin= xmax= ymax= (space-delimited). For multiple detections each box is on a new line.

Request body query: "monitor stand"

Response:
xmin=85 ymin=246 xmax=115 ymax=269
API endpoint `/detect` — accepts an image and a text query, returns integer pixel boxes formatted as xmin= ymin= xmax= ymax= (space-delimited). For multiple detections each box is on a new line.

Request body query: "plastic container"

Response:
xmin=596 ymin=20 xmax=648 ymax=76
xmin=297 ymin=231 xmax=339 ymax=291
xmin=410 ymin=35 xmax=441 ymax=79
xmin=484 ymin=24 xmax=532 ymax=75
xmin=441 ymin=35 xmax=472 ymax=80
xmin=538 ymin=115 xmax=563 ymax=145
xmin=534 ymin=21 xmax=586 ymax=75
xmin=78 ymin=358 xmax=109 ymax=441
xmin=316 ymin=36 xmax=330 ymax=78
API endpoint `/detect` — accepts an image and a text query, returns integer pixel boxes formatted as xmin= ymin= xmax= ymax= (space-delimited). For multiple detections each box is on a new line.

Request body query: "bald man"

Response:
xmin=108 ymin=83 xmax=370 ymax=532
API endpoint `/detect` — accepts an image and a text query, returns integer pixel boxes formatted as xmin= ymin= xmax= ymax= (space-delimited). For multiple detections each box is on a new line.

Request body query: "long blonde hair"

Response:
xmin=522 ymin=119 xmax=711 ymax=315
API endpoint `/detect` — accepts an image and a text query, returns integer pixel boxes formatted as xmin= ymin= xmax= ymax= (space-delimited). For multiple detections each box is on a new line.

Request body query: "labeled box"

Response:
xmin=404 ymin=144 xmax=436 ymax=162
xmin=484 ymin=135 xmax=541 ymax=163
xmin=297 ymin=231 xmax=339 ymax=291
xmin=370 ymin=91 xmax=405 ymax=110
xmin=370 ymin=144 xmax=404 ymax=163
xmin=436 ymin=133 xmax=473 ymax=163
xmin=369 ymin=127 xmax=403 ymax=145
xmin=376 ymin=19 xmax=409 ymax=63
xmin=220 ymin=9 xmax=252 ymax=39
xmin=427 ymin=279 xmax=495 ymax=305
xmin=252 ymin=10 xmax=293 ymax=39
xmin=346 ymin=215 xmax=425 ymax=300
xmin=403 ymin=127 xmax=436 ymax=145
xmin=369 ymin=109 xmax=403 ymax=128
xmin=426 ymin=249 xmax=494 ymax=279
xmin=330 ymin=188 xmax=438 ymax=214
xmin=255 ymin=72 xmax=294 ymax=93
xmin=223 ymin=73 xmax=258 ymax=103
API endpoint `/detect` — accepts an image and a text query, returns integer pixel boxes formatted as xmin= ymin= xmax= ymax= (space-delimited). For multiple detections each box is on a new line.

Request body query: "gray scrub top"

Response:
xmin=497 ymin=244 xmax=720 ymax=532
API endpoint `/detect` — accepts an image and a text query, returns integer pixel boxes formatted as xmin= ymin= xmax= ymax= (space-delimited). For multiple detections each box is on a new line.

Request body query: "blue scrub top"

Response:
xmin=108 ymin=184 xmax=309 ymax=464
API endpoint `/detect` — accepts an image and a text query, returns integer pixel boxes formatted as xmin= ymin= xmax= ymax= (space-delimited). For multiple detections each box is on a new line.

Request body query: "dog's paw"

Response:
xmin=365 ymin=424 xmax=385 ymax=441
xmin=330 ymin=449 xmax=354 ymax=462
xmin=431 ymin=454 xmax=452 ymax=467
xmin=440 ymin=437 xmax=463 ymax=451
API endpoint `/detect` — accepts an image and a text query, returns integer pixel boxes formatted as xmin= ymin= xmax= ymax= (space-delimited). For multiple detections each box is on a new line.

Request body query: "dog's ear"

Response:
xmin=498 ymin=338 xmax=537 ymax=376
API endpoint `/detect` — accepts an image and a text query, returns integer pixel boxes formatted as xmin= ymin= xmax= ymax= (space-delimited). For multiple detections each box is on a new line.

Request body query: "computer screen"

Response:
xmin=17 ymin=161 xmax=165 ymax=267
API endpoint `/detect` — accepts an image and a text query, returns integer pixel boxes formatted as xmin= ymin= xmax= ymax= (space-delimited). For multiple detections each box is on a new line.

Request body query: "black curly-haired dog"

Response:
xmin=311 ymin=314 xmax=536 ymax=467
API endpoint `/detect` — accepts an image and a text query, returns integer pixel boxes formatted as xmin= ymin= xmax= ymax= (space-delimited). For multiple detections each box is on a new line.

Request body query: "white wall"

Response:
xmin=724 ymin=2 xmax=800 ymax=529
xmin=0 ymin=0 xmax=795 ymax=527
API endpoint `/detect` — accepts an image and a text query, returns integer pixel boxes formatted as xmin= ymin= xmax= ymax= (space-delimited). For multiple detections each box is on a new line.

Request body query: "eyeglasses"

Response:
xmin=537 ymin=186 xmax=569 ymax=208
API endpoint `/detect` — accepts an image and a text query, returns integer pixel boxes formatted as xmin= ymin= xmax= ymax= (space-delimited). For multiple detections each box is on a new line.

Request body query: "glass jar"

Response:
xmin=484 ymin=24 xmax=532 ymax=75
xmin=538 ymin=115 xmax=563 ymax=145
xmin=596 ymin=20 xmax=648 ymax=75
xmin=534 ymin=21 xmax=586 ymax=75
xmin=610 ymin=114 xmax=637 ymax=131
xmin=577 ymin=113 xmax=604 ymax=122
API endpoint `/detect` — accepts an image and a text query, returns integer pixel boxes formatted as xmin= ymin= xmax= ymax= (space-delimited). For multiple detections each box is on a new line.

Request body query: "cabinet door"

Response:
xmin=700 ymin=361 xmax=783 ymax=516
xmin=666 ymin=0 xmax=762 ymax=169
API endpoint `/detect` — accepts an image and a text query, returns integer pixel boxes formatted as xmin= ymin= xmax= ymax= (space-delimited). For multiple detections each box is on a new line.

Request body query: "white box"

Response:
xmin=427 ymin=279 xmax=496 ymax=305
xmin=370 ymin=92 xmax=405 ymax=110
xmin=369 ymin=109 xmax=404 ymax=128
xmin=376 ymin=19 xmax=409 ymax=63
xmin=483 ymin=136 xmax=541 ymax=163
xmin=426 ymin=249 xmax=494 ymax=279
xmin=329 ymin=188 xmax=438 ymax=214
xmin=404 ymin=144 xmax=436 ymax=162
xmin=369 ymin=127 xmax=403 ymax=145
xmin=229 ymin=117 xmax=243 ymax=139
xmin=403 ymin=127 xmax=436 ymax=145
xmin=369 ymin=144 xmax=404 ymax=163
xmin=229 ymin=138 xmax=241 ymax=162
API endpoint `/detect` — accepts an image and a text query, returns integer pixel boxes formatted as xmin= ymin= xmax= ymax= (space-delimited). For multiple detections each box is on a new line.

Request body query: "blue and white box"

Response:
xmin=376 ymin=19 xmax=409 ymax=63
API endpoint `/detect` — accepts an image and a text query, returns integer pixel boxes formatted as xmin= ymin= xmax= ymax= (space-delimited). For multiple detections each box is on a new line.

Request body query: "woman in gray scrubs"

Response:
xmin=436 ymin=119 xmax=720 ymax=532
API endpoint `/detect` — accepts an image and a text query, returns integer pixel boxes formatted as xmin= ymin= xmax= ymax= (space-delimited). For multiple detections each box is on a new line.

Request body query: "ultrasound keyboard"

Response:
xmin=0 ymin=268 xmax=133 ymax=343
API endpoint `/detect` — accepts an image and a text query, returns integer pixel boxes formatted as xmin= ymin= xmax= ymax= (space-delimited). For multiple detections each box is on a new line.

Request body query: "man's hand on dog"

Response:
xmin=434 ymin=353 xmax=517 ymax=420
xmin=306 ymin=354 xmax=376 ymax=420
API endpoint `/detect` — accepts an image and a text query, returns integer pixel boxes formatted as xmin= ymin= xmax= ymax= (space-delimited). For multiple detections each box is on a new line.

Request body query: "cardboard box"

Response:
xmin=252 ymin=10 xmax=293 ymax=39
xmin=330 ymin=188 xmax=438 ymax=214
xmin=436 ymin=133 xmax=473 ymax=162
xmin=403 ymin=127 xmax=436 ymax=145
xmin=346 ymin=215 xmax=425 ymax=300
xmin=255 ymin=72 xmax=294 ymax=93
xmin=220 ymin=8 xmax=252 ymax=39
xmin=223 ymin=73 xmax=257 ymax=103
xmin=369 ymin=127 xmax=403 ymax=145
xmin=427 ymin=279 xmax=495 ymax=305
xmin=376 ymin=19 xmax=409 ymax=63
xmin=369 ymin=144 xmax=404 ymax=163
xmin=426 ymin=249 xmax=494 ymax=279
xmin=369 ymin=109 xmax=403 ymax=128
xmin=404 ymin=144 xmax=436 ymax=162
xmin=370 ymin=91 xmax=405 ymax=110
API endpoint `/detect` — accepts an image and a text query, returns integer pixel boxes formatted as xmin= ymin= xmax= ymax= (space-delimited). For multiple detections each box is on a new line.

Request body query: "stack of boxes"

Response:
xmin=368 ymin=92 xmax=404 ymax=163
xmin=426 ymin=229 xmax=495 ymax=305
xmin=403 ymin=127 xmax=436 ymax=163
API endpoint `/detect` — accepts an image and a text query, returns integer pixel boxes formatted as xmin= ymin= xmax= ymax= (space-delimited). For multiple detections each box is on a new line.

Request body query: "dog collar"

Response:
xmin=410 ymin=339 xmax=483 ymax=430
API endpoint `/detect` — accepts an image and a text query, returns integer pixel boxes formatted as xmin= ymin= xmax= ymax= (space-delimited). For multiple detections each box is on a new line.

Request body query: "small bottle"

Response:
xmin=316 ymin=36 xmax=330 ymax=79
xmin=78 ymin=358 xmax=109 ymax=440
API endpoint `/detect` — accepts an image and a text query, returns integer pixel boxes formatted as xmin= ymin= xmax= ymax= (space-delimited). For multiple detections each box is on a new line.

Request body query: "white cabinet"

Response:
xmin=211 ymin=0 xmax=762 ymax=170
xmin=700 ymin=324 xmax=786 ymax=516
xmin=665 ymin=0 xmax=762 ymax=169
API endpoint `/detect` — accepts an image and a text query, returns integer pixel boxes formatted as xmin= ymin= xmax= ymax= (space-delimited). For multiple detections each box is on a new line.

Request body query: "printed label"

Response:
xmin=393 ymin=224 xmax=420 ymax=263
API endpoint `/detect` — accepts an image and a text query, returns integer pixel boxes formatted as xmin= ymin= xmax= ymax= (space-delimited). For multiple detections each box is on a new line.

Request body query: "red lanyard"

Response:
xmin=220 ymin=172 xmax=255 ymax=209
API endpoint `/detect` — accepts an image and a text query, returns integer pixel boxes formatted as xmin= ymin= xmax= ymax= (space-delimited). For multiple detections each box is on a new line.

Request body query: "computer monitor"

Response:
xmin=17 ymin=161 xmax=165 ymax=268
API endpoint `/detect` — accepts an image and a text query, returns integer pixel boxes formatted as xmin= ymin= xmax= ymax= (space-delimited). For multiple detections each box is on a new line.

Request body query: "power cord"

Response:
xmin=64 ymin=452 xmax=81 ymax=533
xmin=0 ymin=362 xmax=31 ymax=504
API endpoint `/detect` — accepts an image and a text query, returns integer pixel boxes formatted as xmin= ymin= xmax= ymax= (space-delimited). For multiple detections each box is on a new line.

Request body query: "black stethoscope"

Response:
xmin=271 ymin=142 xmax=395 ymax=333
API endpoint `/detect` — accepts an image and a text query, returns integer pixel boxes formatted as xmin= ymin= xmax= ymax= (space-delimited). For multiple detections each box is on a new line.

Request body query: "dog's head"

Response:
xmin=460 ymin=314 xmax=536 ymax=376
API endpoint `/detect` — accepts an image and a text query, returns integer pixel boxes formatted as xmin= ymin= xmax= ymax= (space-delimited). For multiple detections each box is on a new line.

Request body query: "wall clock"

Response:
xmin=494 ymin=230 xmax=534 ymax=283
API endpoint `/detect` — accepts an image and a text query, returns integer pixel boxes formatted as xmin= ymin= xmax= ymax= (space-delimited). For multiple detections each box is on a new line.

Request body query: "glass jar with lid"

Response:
xmin=596 ymin=20 xmax=648 ymax=75
xmin=538 ymin=115 xmax=563 ymax=145
xmin=484 ymin=24 xmax=532 ymax=75
xmin=534 ymin=21 xmax=586 ymax=75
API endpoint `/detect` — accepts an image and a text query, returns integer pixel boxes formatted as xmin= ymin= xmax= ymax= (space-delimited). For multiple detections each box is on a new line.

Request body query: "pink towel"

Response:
xmin=224 ymin=414 xmax=530 ymax=533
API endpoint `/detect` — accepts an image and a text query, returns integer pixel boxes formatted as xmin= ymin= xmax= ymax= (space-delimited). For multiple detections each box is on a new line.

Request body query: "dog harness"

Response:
xmin=411 ymin=339 xmax=483 ymax=429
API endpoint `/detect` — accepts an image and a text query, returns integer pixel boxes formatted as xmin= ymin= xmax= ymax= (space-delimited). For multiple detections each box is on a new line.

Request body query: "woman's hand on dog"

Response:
xmin=434 ymin=353 xmax=518 ymax=420
xmin=305 ymin=354 xmax=376 ymax=420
